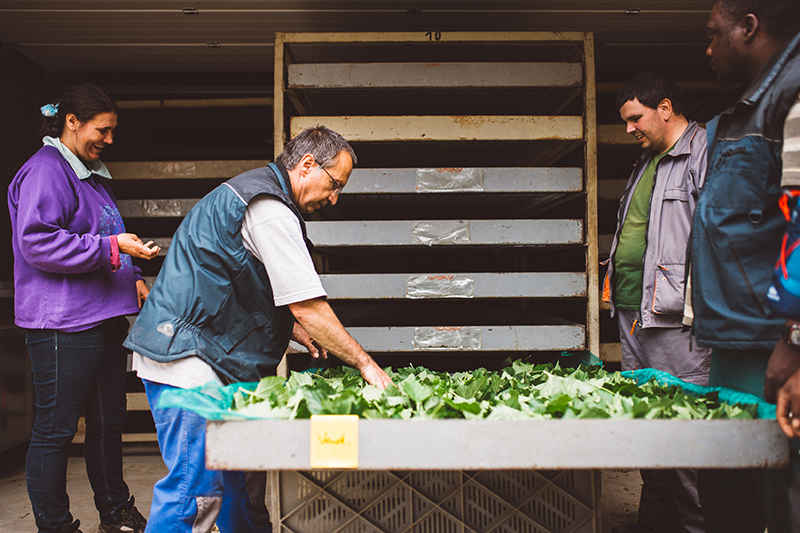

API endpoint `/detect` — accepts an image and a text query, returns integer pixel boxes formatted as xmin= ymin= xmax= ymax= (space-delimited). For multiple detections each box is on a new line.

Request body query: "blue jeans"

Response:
xmin=144 ymin=380 xmax=271 ymax=533
xmin=25 ymin=317 xmax=132 ymax=533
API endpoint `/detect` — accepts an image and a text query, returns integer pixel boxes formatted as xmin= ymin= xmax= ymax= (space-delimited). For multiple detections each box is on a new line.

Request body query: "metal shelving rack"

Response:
xmin=274 ymin=31 xmax=599 ymax=360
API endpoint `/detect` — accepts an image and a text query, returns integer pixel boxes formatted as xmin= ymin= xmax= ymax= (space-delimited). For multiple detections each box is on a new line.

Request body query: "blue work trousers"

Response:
xmin=143 ymin=379 xmax=271 ymax=533
xmin=25 ymin=316 xmax=132 ymax=533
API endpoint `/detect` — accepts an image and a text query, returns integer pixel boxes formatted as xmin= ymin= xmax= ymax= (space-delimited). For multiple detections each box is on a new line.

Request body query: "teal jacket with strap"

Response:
xmin=124 ymin=162 xmax=309 ymax=382
xmin=691 ymin=32 xmax=800 ymax=350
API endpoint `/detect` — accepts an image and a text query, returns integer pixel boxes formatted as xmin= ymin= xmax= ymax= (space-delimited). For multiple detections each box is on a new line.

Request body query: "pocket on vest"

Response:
xmin=652 ymin=262 xmax=685 ymax=314
xmin=217 ymin=312 xmax=269 ymax=353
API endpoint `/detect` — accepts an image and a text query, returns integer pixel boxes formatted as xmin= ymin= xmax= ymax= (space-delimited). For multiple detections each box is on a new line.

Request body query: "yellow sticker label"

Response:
xmin=310 ymin=414 xmax=359 ymax=468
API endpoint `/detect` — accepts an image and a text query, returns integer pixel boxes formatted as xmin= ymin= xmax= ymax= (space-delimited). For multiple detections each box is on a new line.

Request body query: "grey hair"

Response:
xmin=276 ymin=125 xmax=357 ymax=170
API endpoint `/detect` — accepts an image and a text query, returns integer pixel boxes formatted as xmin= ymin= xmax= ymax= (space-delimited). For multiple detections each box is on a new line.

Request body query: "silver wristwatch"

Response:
xmin=783 ymin=323 xmax=800 ymax=346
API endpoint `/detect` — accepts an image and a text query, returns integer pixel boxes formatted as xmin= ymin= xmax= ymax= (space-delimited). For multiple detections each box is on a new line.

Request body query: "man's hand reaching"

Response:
xmin=360 ymin=361 xmax=394 ymax=390
xmin=291 ymin=321 xmax=327 ymax=360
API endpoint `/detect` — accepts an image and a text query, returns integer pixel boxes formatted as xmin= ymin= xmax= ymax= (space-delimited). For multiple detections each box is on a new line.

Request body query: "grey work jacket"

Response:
xmin=604 ymin=121 xmax=707 ymax=328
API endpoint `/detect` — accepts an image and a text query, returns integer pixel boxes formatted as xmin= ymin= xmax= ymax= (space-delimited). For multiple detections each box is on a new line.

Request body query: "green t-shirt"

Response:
xmin=614 ymin=148 xmax=672 ymax=310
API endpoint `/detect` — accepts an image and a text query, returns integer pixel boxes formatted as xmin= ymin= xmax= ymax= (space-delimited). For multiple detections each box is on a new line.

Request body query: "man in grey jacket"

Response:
xmin=604 ymin=72 xmax=711 ymax=533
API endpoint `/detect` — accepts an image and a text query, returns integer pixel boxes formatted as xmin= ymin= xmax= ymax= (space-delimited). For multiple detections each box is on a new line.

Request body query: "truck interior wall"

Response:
xmin=0 ymin=47 xmax=61 ymax=322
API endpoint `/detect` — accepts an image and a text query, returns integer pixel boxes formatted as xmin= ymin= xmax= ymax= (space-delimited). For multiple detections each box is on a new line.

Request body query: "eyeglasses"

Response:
xmin=315 ymin=160 xmax=345 ymax=196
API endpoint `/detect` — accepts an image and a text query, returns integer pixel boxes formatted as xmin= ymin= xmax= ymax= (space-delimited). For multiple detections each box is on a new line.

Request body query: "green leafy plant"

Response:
xmin=230 ymin=360 xmax=757 ymax=420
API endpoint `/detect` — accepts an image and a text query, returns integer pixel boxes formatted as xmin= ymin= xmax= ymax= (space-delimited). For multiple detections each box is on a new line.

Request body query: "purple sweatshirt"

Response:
xmin=8 ymin=143 xmax=141 ymax=331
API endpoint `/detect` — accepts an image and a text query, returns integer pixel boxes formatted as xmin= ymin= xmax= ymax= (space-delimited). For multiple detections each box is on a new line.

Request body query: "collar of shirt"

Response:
xmin=42 ymin=136 xmax=113 ymax=181
xmin=742 ymin=33 xmax=799 ymax=105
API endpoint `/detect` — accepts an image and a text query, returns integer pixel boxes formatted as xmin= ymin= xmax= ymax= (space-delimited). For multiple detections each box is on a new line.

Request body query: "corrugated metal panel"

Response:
xmin=289 ymin=62 xmax=582 ymax=88
xmin=291 ymin=115 xmax=583 ymax=141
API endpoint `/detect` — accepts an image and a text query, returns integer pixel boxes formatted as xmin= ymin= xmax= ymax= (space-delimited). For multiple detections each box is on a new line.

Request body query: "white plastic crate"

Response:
xmin=268 ymin=469 xmax=597 ymax=533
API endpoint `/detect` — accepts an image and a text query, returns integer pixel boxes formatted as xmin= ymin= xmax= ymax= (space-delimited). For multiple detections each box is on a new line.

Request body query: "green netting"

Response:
xmin=622 ymin=368 xmax=776 ymax=420
xmin=558 ymin=350 xmax=603 ymax=367
xmin=559 ymin=351 xmax=776 ymax=419
xmin=158 ymin=381 xmax=262 ymax=421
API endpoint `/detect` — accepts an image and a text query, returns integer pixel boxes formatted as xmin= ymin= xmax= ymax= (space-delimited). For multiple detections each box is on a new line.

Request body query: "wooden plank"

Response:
xmin=319 ymin=272 xmax=587 ymax=299
xmin=287 ymin=325 xmax=585 ymax=353
xmin=341 ymin=325 xmax=585 ymax=352
xmin=600 ymin=342 xmax=622 ymax=363
xmin=127 ymin=392 xmax=150 ymax=411
xmin=289 ymin=62 xmax=582 ymax=88
xmin=138 ymin=219 xmax=583 ymax=254
xmin=73 ymin=432 xmax=157 ymax=444
xmin=291 ymin=115 xmax=583 ymax=142
xmin=280 ymin=31 xmax=588 ymax=44
xmin=307 ymin=219 xmax=583 ymax=246
xmin=345 ymin=167 xmax=583 ymax=193
xmin=274 ymin=32 xmax=286 ymax=156
xmin=106 ymin=160 xmax=268 ymax=180
xmin=584 ymin=33 xmax=600 ymax=358
xmin=117 ymin=199 xmax=199 ymax=218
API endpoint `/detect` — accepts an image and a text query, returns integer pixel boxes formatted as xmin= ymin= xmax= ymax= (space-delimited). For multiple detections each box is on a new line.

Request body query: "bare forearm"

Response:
xmin=288 ymin=298 xmax=372 ymax=369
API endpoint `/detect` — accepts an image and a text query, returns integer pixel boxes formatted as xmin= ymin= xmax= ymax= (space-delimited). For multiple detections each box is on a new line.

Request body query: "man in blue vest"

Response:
xmin=125 ymin=126 xmax=392 ymax=532
xmin=687 ymin=0 xmax=800 ymax=531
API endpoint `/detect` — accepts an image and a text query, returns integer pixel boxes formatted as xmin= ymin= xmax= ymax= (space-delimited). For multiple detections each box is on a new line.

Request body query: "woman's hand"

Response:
xmin=136 ymin=279 xmax=150 ymax=309
xmin=117 ymin=233 xmax=160 ymax=260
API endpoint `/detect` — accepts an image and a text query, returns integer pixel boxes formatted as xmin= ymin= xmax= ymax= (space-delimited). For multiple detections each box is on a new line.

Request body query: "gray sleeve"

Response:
xmin=783 ymin=95 xmax=800 ymax=188
xmin=242 ymin=195 xmax=326 ymax=306
xmin=692 ymin=126 xmax=708 ymax=195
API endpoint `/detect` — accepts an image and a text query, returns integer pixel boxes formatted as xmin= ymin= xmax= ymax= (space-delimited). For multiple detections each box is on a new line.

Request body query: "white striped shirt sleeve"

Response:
xmin=783 ymin=95 xmax=800 ymax=187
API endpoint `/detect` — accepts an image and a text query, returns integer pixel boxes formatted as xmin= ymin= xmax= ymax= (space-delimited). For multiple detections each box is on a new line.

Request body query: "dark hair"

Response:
xmin=714 ymin=0 xmax=800 ymax=42
xmin=40 ymin=83 xmax=118 ymax=138
xmin=276 ymin=125 xmax=357 ymax=170
xmin=616 ymin=72 xmax=685 ymax=117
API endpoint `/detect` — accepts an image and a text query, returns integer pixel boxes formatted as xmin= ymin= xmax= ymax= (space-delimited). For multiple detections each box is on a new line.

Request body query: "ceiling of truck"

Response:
xmin=0 ymin=0 xmax=716 ymax=96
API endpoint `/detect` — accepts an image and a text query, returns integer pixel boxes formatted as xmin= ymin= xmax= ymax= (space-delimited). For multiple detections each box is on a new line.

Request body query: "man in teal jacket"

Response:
xmin=125 ymin=126 xmax=392 ymax=532
xmin=687 ymin=0 xmax=800 ymax=531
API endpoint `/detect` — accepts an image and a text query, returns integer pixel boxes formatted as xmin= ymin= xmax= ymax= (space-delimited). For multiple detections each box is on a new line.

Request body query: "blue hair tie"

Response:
xmin=40 ymin=103 xmax=59 ymax=117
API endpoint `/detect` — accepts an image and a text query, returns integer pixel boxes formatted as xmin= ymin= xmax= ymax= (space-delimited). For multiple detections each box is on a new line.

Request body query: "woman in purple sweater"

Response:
xmin=8 ymin=84 xmax=160 ymax=533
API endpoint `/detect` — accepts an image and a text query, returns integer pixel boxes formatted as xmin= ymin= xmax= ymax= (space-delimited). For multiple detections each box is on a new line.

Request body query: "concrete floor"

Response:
xmin=0 ymin=442 xmax=642 ymax=532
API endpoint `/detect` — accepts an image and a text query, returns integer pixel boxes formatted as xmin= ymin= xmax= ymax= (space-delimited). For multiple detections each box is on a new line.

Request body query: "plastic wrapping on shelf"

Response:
xmin=414 ymin=326 xmax=482 ymax=350
xmin=149 ymin=161 xmax=197 ymax=179
xmin=140 ymin=199 xmax=183 ymax=217
xmin=406 ymin=274 xmax=474 ymax=298
xmin=411 ymin=220 xmax=470 ymax=246
xmin=416 ymin=168 xmax=483 ymax=192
